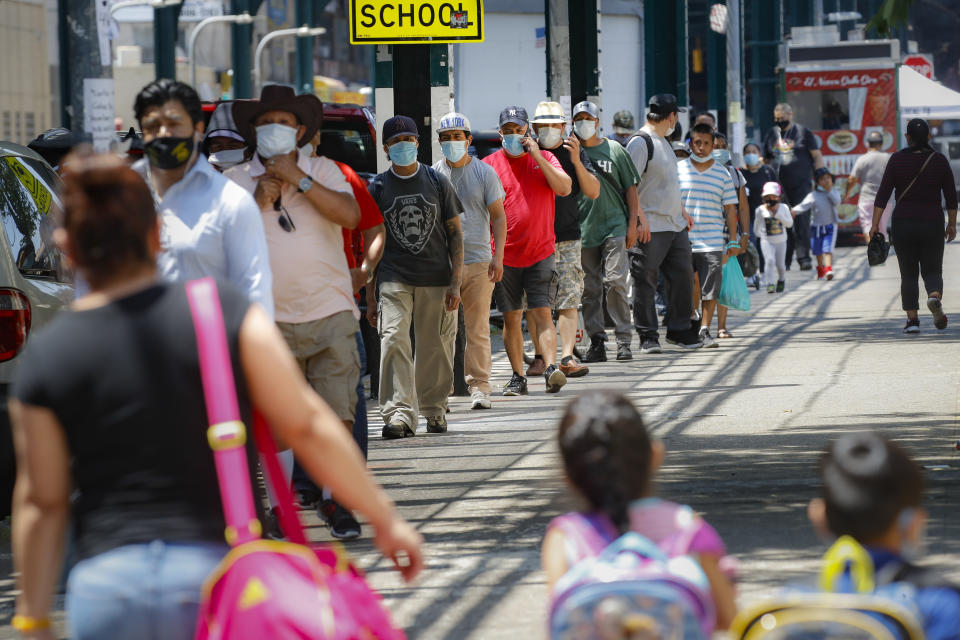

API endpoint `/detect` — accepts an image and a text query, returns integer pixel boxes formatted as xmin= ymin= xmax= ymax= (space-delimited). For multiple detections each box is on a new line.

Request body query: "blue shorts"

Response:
xmin=810 ymin=224 xmax=836 ymax=256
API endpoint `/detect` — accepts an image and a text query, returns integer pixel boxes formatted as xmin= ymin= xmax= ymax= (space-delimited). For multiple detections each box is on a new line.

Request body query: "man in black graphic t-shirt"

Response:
xmin=368 ymin=115 xmax=464 ymax=439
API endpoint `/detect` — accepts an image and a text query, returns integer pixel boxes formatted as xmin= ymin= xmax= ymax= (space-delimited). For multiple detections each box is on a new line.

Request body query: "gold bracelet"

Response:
xmin=12 ymin=614 xmax=51 ymax=632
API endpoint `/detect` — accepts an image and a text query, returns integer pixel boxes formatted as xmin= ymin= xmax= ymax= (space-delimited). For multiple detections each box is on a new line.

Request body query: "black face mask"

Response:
xmin=775 ymin=119 xmax=791 ymax=130
xmin=764 ymin=200 xmax=779 ymax=207
xmin=145 ymin=136 xmax=195 ymax=170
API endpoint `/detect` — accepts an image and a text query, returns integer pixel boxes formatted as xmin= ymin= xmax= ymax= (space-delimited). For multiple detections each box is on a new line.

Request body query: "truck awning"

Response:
xmin=899 ymin=65 xmax=960 ymax=121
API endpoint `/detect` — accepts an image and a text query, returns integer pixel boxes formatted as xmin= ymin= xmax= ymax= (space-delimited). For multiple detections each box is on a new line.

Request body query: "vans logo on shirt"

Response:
xmin=386 ymin=193 xmax=438 ymax=255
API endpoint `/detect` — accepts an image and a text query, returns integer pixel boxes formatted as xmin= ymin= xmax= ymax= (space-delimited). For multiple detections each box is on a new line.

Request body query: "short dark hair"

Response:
xmin=697 ymin=111 xmax=717 ymax=125
xmin=820 ymin=433 xmax=924 ymax=544
xmin=646 ymin=112 xmax=669 ymax=123
xmin=691 ymin=122 xmax=715 ymax=138
xmin=60 ymin=152 xmax=158 ymax=288
xmin=743 ymin=142 xmax=761 ymax=154
xmin=713 ymin=131 xmax=728 ymax=144
xmin=134 ymin=79 xmax=203 ymax=127
xmin=558 ymin=392 xmax=653 ymax=534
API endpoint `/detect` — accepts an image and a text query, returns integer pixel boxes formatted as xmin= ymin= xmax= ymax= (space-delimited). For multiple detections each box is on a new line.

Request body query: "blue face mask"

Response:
xmin=502 ymin=133 xmax=526 ymax=156
xmin=712 ymin=149 xmax=731 ymax=165
xmin=388 ymin=140 xmax=418 ymax=167
xmin=441 ymin=140 xmax=467 ymax=163
xmin=691 ymin=153 xmax=712 ymax=164
xmin=744 ymin=152 xmax=760 ymax=166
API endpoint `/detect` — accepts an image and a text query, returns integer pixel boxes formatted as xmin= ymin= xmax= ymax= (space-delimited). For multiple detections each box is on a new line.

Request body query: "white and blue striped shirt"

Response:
xmin=678 ymin=159 xmax=738 ymax=253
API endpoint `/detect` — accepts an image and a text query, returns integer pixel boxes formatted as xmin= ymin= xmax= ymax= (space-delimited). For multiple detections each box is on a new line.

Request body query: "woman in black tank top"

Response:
xmin=9 ymin=153 xmax=423 ymax=640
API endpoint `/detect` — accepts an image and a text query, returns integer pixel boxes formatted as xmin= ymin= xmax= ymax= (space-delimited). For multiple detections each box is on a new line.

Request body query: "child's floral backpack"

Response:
xmin=548 ymin=512 xmax=715 ymax=640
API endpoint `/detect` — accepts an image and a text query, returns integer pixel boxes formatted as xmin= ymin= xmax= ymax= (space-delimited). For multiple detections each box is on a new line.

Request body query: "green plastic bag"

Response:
xmin=718 ymin=249 xmax=751 ymax=311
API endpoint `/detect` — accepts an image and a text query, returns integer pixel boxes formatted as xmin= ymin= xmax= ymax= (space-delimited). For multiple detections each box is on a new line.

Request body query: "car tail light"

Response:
xmin=0 ymin=289 xmax=31 ymax=362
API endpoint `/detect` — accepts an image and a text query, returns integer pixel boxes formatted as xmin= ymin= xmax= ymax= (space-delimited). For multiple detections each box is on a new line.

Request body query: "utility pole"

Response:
xmin=231 ymin=0 xmax=264 ymax=98
xmin=295 ymin=0 xmax=323 ymax=95
xmin=154 ymin=3 xmax=183 ymax=79
xmin=726 ymin=0 xmax=744 ymax=164
xmin=57 ymin=0 xmax=114 ymax=148
xmin=643 ymin=0 xmax=688 ymax=105
xmin=545 ymin=0 xmax=571 ymax=104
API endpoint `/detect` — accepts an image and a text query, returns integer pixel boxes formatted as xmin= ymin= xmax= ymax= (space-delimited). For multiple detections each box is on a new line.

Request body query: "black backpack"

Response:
xmin=628 ymin=131 xmax=655 ymax=175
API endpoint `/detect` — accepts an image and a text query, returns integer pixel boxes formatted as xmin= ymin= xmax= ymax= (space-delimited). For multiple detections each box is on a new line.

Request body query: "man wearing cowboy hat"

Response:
xmin=226 ymin=85 xmax=363 ymax=539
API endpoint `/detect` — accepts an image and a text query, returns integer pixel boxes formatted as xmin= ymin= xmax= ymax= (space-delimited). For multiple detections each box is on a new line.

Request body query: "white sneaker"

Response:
xmin=699 ymin=328 xmax=718 ymax=348
xmin=471 ymin=390 xmax=492 ymax=410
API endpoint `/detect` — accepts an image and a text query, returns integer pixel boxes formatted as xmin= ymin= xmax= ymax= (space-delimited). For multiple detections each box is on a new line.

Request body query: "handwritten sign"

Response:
xmin=83 ymin=78 xmax=116 ymax=153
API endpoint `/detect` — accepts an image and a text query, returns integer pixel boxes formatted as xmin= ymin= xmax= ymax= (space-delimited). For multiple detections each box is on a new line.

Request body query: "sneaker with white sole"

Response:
xmin=927 ymin=297 xmax=948 ymax=330
xmin=904 ymin=318 xmax=920 ymax=334
xmin=699 ymin=328 xmax=718 ymax=348
xmin=544 ymin=364 xmax=567 ymax=393
xmin=471 ymin=390 xmax=492 ymax=409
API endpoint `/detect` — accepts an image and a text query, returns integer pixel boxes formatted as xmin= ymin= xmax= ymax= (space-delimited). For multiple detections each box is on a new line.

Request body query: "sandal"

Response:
xmin=717 ymin=329 xmax=733 ymax=339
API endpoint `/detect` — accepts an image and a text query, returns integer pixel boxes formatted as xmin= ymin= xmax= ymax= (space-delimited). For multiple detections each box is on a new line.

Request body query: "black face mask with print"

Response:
xmin=145 ymin=136 xmax=195 ymax=170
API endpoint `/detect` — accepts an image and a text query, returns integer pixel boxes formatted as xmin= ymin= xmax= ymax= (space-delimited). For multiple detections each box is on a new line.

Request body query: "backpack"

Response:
xmin=627 ymin=131 xmax=655 ymax=175
xmin=730 ymin=536 xmax=928 ymax=640
xmin=548 ymin=512 xmax=715 ymax=640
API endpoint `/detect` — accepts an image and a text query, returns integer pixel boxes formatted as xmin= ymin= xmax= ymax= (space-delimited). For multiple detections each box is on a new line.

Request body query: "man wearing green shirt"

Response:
xmin=573 ymin=101 xmax=650 ymax=361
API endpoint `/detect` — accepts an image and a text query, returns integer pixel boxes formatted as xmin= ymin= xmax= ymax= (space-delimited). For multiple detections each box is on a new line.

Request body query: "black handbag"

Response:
xmin=738 ymin=241 xmax=760 ymax=277
xmin=867 ymin=232 xmax=890 ymax=266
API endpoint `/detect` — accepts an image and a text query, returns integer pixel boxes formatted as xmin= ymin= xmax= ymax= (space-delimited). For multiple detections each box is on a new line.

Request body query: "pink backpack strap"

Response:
xmin=550 ymin=512 xmax=619 ymax=562
xmin=186 ymin=277 xmax=308 ymax=548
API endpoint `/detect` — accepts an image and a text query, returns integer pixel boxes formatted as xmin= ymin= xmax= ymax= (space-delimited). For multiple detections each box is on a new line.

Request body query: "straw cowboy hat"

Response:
xmin=232 ymin=85 xmax=323 ymax=148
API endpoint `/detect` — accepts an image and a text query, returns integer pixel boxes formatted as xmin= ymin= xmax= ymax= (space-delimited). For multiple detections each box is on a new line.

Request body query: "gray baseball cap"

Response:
xmin=573 ymin=101 xmax=600 ymax=119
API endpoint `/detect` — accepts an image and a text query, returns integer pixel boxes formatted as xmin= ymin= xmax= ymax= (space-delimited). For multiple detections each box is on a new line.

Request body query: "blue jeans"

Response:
xmin=66 ymin=540 xmax=227 ymax=640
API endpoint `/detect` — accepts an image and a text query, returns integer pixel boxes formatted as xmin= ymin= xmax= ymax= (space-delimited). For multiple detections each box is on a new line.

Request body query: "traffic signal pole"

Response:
xmin=154 ymin=3 xmax=183 ymax=80
xmin=231 ymin=0 xmax=264 ymax=98
xmin=644 ymin=0 xmax=689 ymax=105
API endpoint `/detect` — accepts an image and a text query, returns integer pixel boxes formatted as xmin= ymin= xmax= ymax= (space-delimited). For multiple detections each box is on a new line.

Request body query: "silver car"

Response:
xmin=0 ymin=142 xmax=74 ymax=516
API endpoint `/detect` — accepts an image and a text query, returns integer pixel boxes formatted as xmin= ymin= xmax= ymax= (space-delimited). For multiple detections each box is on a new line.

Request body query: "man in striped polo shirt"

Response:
xmin=678 ymin=122 xmax=739 ymax=347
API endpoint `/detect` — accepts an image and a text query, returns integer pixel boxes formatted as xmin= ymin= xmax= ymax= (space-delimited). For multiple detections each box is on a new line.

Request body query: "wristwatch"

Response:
xmin=297 ymin=176 xmax=314 ymax=193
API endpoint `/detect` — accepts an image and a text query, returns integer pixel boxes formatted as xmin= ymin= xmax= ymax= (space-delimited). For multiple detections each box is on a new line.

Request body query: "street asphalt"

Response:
xmin=3 ymin=243 xmax=960 ymax=639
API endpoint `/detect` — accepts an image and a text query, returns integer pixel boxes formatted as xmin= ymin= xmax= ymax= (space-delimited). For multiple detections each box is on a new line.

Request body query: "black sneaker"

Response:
xmin=665 ymin=328 xmax=703 ymax=349
xmin=318 ymin=499 xmax=361 ymax=540
xmin=799 ymin=261 xmax=813 ymax=271
xmin=544 ymin=364 xmax=567 ymax=393
xmin=904 ymin=318 xmax=921 ymax=334
xmin=295 ymin=487 xmax=320 ymax=510
xmin=382 ymin=420 xmax=415 ymax=439
xmin=639 ymin=337 xmax=662 ymax=354
xmin=776 ymin=280 xmax=785 ymax=293
xmin=503 ymin=373 xmax=528 ymax=396
xmin=426 ymin=415 xmax=448 ymax=433
xmin=581 ymin=338 xmax=607 ymax=363
xmin=265 ymin=507 xmax=285 ymax=540
xmin=616 ymin=343 xmax=633 ymax=360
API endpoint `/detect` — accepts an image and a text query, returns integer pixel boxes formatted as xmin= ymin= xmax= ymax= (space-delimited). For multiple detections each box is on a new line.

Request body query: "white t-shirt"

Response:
xmin=753 ymin=203 xmax=794 ymax=245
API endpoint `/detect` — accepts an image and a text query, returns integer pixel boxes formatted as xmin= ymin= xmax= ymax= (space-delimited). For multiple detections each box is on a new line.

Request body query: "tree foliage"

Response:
xmin=866 ymin=0 xmax=915 ymax=36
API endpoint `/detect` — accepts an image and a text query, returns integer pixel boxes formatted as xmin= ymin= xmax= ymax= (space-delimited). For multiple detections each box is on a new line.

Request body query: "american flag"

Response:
xmin=535 ymin=27 xmax=546 ymax=48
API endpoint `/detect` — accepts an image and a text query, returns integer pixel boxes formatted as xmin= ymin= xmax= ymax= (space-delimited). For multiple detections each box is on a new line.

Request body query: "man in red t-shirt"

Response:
xmin=483 ymin=106 xmax=572 ymax=396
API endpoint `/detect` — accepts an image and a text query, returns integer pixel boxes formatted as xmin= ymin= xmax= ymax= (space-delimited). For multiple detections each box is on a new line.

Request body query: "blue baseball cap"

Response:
xmin=382 ymin=115 xmax=419 ymax=144
xmin=499 ymin=106 xmax=528 ymax=128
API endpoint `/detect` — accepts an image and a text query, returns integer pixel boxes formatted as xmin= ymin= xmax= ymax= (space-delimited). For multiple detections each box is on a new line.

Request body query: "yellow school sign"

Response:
xmin=349 ymin=0 xmax=484 ymax=44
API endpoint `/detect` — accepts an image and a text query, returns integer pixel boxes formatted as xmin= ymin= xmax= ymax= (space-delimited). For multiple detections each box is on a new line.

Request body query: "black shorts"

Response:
xmin=692 ymin=251 xmax=723 ymax=301
xmin=495 ymin=255 xmax=557 ymax=312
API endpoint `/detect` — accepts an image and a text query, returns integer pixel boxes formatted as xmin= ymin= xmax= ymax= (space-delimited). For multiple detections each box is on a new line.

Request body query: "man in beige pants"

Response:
xmin=368 ymin=115 xmax=465 ymax=437
xmin=433 ymin=112 xmax=507 ymax=410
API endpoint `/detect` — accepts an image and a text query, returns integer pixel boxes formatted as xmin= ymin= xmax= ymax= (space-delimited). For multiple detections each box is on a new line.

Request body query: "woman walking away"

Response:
xmin=873 ymin=118 xmax=957 ymax=334
xmin=9 ymin=153 xmax=422 ymax=640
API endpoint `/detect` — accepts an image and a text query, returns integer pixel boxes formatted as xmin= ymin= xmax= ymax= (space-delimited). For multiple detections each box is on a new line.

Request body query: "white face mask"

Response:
xmin=301 ymin=142 xmax=315 ymax=158
xmin=573 ymin=120 xmax=596 ymax=140
xmin=256 ymin=123 xmax=299 ymax=159
xmin=208 ymin=148 xmax=246 ymax=170
xmin=691 ymin=152 xmax=713 ymax=163
xmin=537 ymin=127 xmax=564 ymax=148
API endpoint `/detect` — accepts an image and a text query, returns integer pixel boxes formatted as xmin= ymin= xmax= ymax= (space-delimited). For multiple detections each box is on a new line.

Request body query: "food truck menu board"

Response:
xmin=785 ymin=68 xmax=897 ymax=228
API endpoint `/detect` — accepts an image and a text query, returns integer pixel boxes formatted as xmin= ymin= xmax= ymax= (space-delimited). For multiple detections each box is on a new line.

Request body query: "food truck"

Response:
xmin=780 ymin=29 xmax=902 ymax=238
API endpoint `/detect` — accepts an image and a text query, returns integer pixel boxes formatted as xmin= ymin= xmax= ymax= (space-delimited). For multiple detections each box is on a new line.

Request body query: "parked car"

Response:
xmin=0 ymin=143 xmax=74 ymax=517
xmin=316 ymin=103 xmax=378 ymax=180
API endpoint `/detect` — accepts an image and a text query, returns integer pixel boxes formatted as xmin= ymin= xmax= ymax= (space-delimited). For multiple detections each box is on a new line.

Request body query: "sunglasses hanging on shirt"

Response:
xmin=274 ymin=197 xmax=296 ymax=232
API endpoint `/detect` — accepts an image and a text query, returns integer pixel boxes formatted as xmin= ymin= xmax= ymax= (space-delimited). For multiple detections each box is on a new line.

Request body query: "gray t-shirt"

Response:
xmin=850 ymin=150 xmax=891 ymax=200
xmin=368 ymin=164 xmax=463 ymax=287
xmin=627 ymin=125 xmax=685 ymax=233
xmin=433 ymin=157 xmax=505 ymax=264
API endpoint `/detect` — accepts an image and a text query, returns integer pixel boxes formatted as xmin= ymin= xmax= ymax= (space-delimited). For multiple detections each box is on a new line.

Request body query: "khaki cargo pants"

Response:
xmin=378 ymin=281 xmax=456 ymax=431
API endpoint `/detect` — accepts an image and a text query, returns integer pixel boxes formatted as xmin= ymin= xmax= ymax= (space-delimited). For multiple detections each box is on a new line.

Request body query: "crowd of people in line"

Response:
xmin=8 ymin=77 xmax=959 ymax=639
